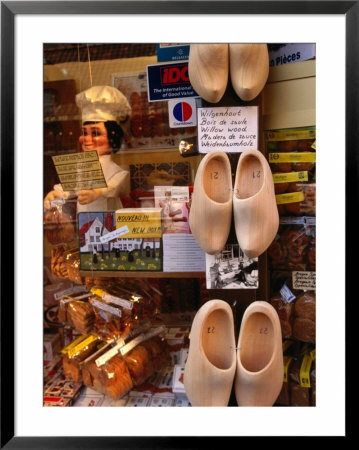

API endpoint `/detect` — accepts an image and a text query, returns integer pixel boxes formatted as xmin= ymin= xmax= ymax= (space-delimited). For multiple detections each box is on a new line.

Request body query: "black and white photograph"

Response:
xmin=206 ymin=244 xmax=258 ymax=289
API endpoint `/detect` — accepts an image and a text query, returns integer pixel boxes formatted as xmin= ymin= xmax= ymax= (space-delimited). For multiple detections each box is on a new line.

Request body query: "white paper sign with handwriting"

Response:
xmin=197 ymin=106 xmax=258 ymax=153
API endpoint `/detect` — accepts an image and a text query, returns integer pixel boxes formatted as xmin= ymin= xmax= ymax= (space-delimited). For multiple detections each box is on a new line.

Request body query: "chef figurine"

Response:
xmin=44 ymin=85 xmax=131 ymax=212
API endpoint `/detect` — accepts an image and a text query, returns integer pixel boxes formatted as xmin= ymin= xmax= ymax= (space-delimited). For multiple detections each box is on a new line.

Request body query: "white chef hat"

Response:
xmin=75 ymin=85 xmax=131 ymax=125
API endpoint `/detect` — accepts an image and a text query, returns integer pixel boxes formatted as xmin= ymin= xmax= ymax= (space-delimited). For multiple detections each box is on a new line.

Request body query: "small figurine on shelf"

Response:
xmin=44 ymin=85 xmax=131 ymax=212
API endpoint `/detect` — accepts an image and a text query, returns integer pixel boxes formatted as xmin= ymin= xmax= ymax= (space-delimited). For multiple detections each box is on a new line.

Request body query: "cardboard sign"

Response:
xmin=147 ymin=61 xmax=199 ymax=102
xmin=52 ymin=151 xmax=106 ymax=191
xmin=197 ymin=106 xmax=258 ymax=153
xmin=115 ymin=208 xmax=162 ymax=238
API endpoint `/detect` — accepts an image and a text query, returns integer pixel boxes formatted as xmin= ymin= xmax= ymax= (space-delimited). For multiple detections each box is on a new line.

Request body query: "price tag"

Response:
xmin=292 ymin=271 xmax=316 ymax=290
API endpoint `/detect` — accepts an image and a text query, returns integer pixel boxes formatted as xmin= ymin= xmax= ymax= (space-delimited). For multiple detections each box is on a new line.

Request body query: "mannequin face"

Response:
xmin=79 ymin=122 xmax=111 ymax=155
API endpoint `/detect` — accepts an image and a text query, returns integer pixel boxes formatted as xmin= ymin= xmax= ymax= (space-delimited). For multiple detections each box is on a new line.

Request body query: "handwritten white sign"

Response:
xmin=292 ymin=271 xmax=316 ymax=291
xmin=197 ymin=106 xmax=258 ymax=153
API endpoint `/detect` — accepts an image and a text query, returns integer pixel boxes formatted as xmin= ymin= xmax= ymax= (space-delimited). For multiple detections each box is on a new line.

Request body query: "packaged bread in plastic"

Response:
xmin=292 ymin=291 xmax=316 ymax=343
xmin=289 ymin=345 xmax=315 ymax=406
xmin=275 ymin=340 xmax=301 ymax=406
xmin=62 ymin=298 xmax=95 ymax=335
xmin=120 ymin=325 xmax=169 ymax=386
xmin=50 ymin=245 xmax=83 ymax=284
xmin=44 ymin=204 xmax=75 ymax=245
xmin=268 ymin=218 xmax=316 ymax=271
xmin=89 ymin=286 xmax=157 ymax=341
xmin=270 ymin=292 xmax=295 ymax=339
xmin=61 ymin=335 xmax=103 ymax=382
xmin=83 ymin=326 xmax=169 ymax=400
xmin=88 ymin=295 xmax=125 ymax=342
xmin=266 ymin=128 xmax=316 ymax=216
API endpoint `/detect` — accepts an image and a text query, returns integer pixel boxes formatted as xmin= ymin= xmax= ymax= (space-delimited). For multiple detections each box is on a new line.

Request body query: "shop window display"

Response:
xmin=43 ymin=43 xmax=316 ymax=407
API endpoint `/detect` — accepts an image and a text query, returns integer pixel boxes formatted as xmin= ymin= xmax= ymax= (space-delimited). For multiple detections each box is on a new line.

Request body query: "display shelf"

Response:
xmin=80 ymin=270 xmax=205 ymax=279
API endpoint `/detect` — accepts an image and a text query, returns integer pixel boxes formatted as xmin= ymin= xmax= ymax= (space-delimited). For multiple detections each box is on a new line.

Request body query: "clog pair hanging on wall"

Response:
xmin=188 ymin=43 xmax=269 ymax=103
xmin=183 ymin=299 xmax=283 ymax=407
xmin=189 ymin=149 xmax=279 ymax=258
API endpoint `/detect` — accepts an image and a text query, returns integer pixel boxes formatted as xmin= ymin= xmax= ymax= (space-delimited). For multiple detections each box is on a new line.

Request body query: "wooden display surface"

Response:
xmin=79 ymin=270 xmax=205 ymax=279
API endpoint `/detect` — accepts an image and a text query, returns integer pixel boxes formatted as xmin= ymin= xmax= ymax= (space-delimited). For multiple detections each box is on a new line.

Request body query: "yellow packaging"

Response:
xmin=299 ymin=353 xmax=313 ymax=388
xmin=273 ymin=171 xmax=308 ymax=184
xmin=67 ymin=335 xmax=98 ymax=358
xmin=61 ymin=335 xmax=87 ymax=355
xmin=275 ymin=191 xmax=305 ymax=205
xmin=265 ymin=128 xmax=316 ymax=141
xmin=269 ymin=152 xmax=316 ymax=163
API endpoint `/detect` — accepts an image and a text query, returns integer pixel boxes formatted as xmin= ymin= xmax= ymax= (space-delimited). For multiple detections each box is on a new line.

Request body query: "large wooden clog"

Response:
xmin=233 ymin=149 xmax=279 ymax=258
xmin=235 ymin=301 xmax=283 ymax=406
xmin=188 ymin=44 xmax=229 ymax=103
xmin=229 ymin=43 xmax=269 ymax=101
xmin=184 ymin=299 xmax=237 ymax=406
xmin=189 ymin=151 xmax=233 ymax=255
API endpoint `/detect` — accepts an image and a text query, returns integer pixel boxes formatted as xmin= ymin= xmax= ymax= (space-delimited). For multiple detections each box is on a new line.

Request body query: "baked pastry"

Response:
xmin=44 ymin=209 xmax=75 ymax=245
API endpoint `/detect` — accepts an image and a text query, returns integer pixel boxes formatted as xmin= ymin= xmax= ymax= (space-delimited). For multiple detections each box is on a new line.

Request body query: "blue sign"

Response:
xmin=156 ymin=44 xmax=190 ymax=62
xmin=147 ymin=62 xmax=199 ymax=102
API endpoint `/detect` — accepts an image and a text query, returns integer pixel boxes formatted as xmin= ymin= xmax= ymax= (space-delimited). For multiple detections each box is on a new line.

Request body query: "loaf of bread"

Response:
xmin=292 ymin=292 xmax=316 ymax=343
xmin=124 ymin=344 xmax=154 ymax=386
xmin=67 ymin=300 xmax=95 ymax=335
xmin=293 ymin=317 xmax=316 ymax=343
xmin=294 ymin=292 xmax=315 ymax=321
xmin=62 ymin=337 xmax=101 ymax=382
xmin=101 ymin=355 xmax=134 ymax=400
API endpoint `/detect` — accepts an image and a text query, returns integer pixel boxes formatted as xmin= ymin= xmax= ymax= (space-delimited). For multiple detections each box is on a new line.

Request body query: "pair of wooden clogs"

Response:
xmin=189 ymin=149 xmax=279 ymax=258
xmin=188 ymin=43 xmax=269 ymax=103
xmin=183 ymin=299 xmax=283 ymax=406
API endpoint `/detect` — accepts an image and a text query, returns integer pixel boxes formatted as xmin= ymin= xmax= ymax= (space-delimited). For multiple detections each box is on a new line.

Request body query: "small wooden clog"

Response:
xmin=229 ymin=43 xmax=269 ymax=101
xmin=188 ymin=44 xmax=229 ymax=103
xmin=233 ymin=149 xmax=279 ymax=258
xmin=235 ymin=301 xmax=283 ymax=406
xmin=184 ymin=299 xmax=237 ymax=406
xmin=189 ymin=151 xmax=233 ymax=255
